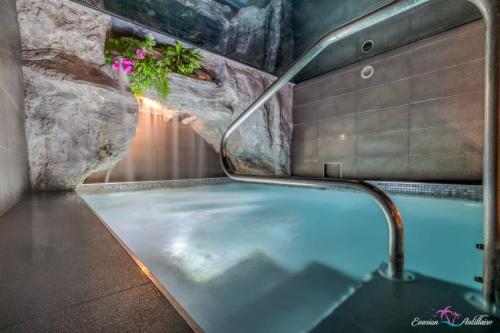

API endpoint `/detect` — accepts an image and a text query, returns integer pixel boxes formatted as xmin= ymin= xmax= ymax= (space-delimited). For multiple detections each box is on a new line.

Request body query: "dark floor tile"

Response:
xmin=1 ymin=283 xmax=193 ymax=333
xmin=0 ymin=192 xmax=191 ymax=331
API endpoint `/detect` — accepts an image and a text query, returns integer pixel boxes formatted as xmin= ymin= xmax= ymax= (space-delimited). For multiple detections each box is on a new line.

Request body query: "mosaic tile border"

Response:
xmin=76 ymin=177 xmax=232 ymax=194
xmin=77 ymin=178 xmax=482 ymax=201
xmin=275 ymin=181 xmax=482 ymax=201
xmin=369 ymin=181 xmax=482 ymax=201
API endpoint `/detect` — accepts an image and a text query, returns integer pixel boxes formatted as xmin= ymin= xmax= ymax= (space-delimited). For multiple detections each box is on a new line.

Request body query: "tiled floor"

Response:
xmin=0 ymin=192 xmax=193 ymax=332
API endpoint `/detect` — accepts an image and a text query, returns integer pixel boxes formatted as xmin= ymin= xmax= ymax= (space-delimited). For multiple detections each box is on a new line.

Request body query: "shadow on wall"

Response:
xmin=85 ymin=99 xmax=225 ymax=183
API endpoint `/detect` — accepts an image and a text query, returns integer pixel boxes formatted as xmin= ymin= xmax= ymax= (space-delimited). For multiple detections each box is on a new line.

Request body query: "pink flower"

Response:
xmin=123 ymin=65 xmax=134 ymax=74
xmin=136 ymin=47 xmax=147 ymax=59
xmin=112 ymin=57 xmax=135 ymax=74
xmin=122 ymin=58 xmax=135 ymax=67
xmin=122 ymin=58 xmax=135 ymax=74
xmin=112 ymin=57 xmax=121 ymax=70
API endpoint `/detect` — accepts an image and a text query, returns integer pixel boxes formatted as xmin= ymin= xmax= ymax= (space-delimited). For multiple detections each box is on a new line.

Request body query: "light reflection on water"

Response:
xmin=82 ymin=183 xmax=482 ymax=333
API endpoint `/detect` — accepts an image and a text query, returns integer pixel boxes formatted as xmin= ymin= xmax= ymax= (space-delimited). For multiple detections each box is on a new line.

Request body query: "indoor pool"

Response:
xmin=81 ymin=183 xmax=483 ymax=333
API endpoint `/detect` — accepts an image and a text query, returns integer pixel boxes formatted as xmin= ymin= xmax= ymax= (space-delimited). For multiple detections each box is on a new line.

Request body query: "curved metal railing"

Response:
xmin=220 ymin=0 xmax=500 ymax=307
xmin=219 ymin=0 xmax=437 ymax=281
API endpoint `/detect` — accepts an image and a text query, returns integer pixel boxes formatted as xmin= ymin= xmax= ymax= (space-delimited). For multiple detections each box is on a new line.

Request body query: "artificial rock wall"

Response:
xmin=78 ymin=0 xmax=294 ymax=74
xmin=17 ymin=0 xmax=293 ymax=190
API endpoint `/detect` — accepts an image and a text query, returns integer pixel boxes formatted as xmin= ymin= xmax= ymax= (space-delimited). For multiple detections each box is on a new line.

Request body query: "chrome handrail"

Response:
xmin=219 ymin=0 xmax=434 ymax=281
xmin=220 ymin=0 xmax=500 ymax=308
xmin=467 ymin=0 xmax=500 ymax=314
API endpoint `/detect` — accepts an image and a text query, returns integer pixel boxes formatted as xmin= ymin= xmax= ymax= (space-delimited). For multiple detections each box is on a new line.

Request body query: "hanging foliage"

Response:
xmin=105 ymin=35 xmax=203 ymax=100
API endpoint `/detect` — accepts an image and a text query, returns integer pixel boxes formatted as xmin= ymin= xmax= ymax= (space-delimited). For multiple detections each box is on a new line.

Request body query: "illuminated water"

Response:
xmin=82 ymin=183 xmax=482 ymax=333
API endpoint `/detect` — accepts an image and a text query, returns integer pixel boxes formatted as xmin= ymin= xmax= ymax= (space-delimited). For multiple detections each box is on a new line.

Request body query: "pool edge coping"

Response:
xmin=78 ymin=192 xmax=205 ymax=333
xmin=77 ymin=178 xmax=483 ymax=201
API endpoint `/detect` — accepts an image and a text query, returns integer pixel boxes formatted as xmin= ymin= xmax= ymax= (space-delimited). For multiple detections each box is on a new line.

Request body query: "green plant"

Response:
xmin=105 ymin=37 xmax=143 ymax=65
xmin=129 ymin=55 xmax=170 ymax=99
xmin=105 ymin=35 xmax=203 ymax=100
xmin=162 ymin=42 xmax=202 ymax=76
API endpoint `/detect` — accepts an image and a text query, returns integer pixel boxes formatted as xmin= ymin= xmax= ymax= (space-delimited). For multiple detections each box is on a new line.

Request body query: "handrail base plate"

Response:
xmin=378 ymin=264 xmax=416 ymax=282
xmin=465 ymin=291 xmax=500 ymax=318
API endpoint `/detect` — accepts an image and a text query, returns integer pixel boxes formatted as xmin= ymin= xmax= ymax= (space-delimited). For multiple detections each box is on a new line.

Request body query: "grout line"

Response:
xmin=411 ymin=57 xmax=484 ymax=79
xmin=409 ymin=120 xmax=484 ymax=132
xmin=409 ymin=88 xmax=483 ymax=106
xmin=408 ymin=152 xmax=482 ymax=158
xmin=294 ymin=57 xmax=485 ymax=109
xmin=292 ymin=88 xmax=484 ymax=126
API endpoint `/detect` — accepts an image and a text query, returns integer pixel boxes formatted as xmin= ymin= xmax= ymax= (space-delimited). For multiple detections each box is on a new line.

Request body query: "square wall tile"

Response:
xmin=317 ymin=92 xmax=357 ymax=120
xmin=357 ymin=131 xmax=409 ymax=157
xmin=357 ymin=79 xmax=410 ymax=112
xmin=317 ymin=115 xmax=356 ymax=139
xmin=411 ymin=60 xmax=484 ymax=102
xmin=318 ymin=136 xmax=356 ymax=160
xmin=293 ymin=105 xmax=317 ymax=124
xmin=409 ymin=90 xmax=483 ymax=129
xmin=409 ymin=123 xmax=483 ymax=156
xmin=292 ymin=139 xmax=317 ymax=161
xmin=357 ymin=105 xmax=409 ymax=135
xmin=412 ymin=23 xmax=484 ymax=75
xmin=409 ymin=154 xmax=471 ymax=181
xmin=293 ymin=123 xmax=318 ymax=141
xmin=357 ymin=51 xmax=411 ymax=89
xmin=357 ymin=156 xmax=409 ymax=180
xmin=292 ymin=160 xmax=323 ymax=178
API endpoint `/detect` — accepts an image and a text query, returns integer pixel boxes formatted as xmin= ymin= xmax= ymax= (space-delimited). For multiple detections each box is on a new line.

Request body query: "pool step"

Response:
xmin=217 ymin=263 xmax=360 ymax=333
xmin=311 ymin=270 xmax=500 ymax=333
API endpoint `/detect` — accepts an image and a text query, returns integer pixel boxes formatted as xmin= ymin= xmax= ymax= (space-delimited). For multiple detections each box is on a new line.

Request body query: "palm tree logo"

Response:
xmin=434 ymin=306 xmax=463 ymax=326
xmin=450 ymin=311 xmax=461 ymax=324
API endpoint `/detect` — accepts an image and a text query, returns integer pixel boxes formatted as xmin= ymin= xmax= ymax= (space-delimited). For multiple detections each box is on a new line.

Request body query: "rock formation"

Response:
xmin=165 ymin=64 xmax=293 ymax=176
xmin=223 ymin=0 xmax=293 ymax=73
xmin=17 ymin=0 xmax=292 ymax=190
xmin=77 ymin=0 xmax=293 ymax=73
xmin=112 ymin=16 xmax=293 ymax=175
xmin=17 ymin=0 xmax=138 ymax=190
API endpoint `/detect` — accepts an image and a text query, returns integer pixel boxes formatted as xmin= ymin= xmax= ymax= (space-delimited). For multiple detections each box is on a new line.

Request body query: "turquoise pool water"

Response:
xmin=82 ymin=183 xmax=483 ymax=333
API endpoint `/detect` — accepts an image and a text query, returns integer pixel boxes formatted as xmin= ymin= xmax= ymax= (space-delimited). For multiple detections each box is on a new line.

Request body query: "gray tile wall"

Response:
xmin=0 ymin=0 xmax=29 ymax=216
xmin=292 ymin=21 xmax=484 ymax=182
